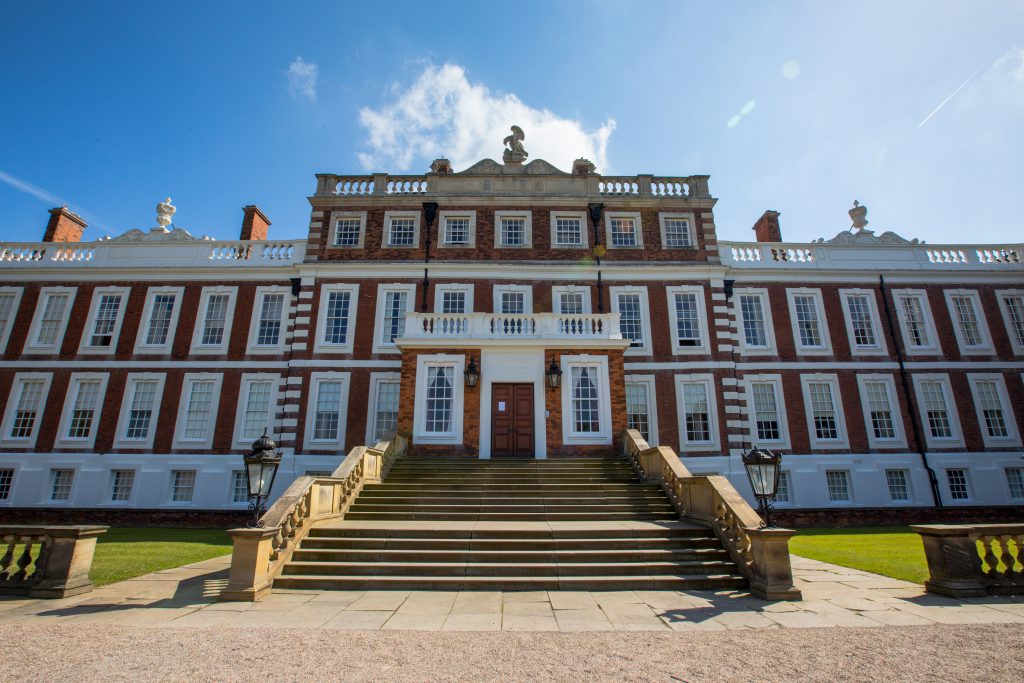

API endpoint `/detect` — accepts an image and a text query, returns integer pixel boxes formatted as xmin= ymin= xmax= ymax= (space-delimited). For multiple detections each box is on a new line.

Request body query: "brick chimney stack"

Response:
xmin=42 ymin=206 xmax=88 ymax=243
xmin=752 ymin=210 xmax=782 ymax=243
xmin=240 ymin=205 xmax=271 ymax=241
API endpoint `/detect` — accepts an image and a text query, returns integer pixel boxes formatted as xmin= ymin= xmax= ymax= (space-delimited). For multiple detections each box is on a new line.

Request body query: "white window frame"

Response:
xmin=560 ymin=354 xmax=613 ymax=445
xmin=884 ymin=469 xmax=913 ymax=503
xmin=1004 ymin=467 xmax=1024 ymax=501
xmin=77 ymin=286 xmax=131 ymax=355
xmin=438 ymin=210 xmax=477 ymax=248
xmin=0 ymin=466 xmax=17 ymax=503
xmin=54 ymin=372 xmax=110 ymax=449
xmin=25 ymin=286 xmax=77 ymax=355
xmin=493 ymin=210 xmax=533 ymax=249
xmin=658 ymin=212 xmax=696 ymax=249
xmin=0 ymin=287 xmax=24 ymax=354
xmin=785 ymin=288 xmax=832 ymax=355
xmin=666 ymin=285 xmax=710 ymax=355
xmin=246 ymin=285 xmax=290 ymax=355
xmin=108 ymin=469 xmax=137 ymax=504
xmin=604 ymin=211 xmax=644 ymax=249
xmin=328 ymin=211 xmax=367 ymax=249
xmin=966 ymin=373 xmax=1021 ymax=447
xmin=233 ymin=373 xmax=281 ymax=449
xmin=169 ymin=469 xmax=198 ymax=505
xmin=365 ymin=372 xmax=402 ymax=445
xmin=994 ymin=290 xmax=1024 ymax=356
xmin=911 ymin=373 xmax=964 ymax=448
xmin=230 ymin=470 xmax=249 ymax=504
xmin=372 ymin=283 xmax=416 ymax=354
xmin=838 ymin=289 xmax=887 ymax=356
xmin=304 ymin=371 xmax=351 ymax=451
xmin=134 ymin=286 xmax=185 ymax=355
xmin=824 ymin=469 xmax=854 ymax=504
xmin=382 ymin=210 xmax=421 ymax=249
xmin=799 ymin=374 xmax=850 ymax=450
xmin=549 ymin=211 xmax=589 ymax=249
xmin=190 ymin=286 xmax=238 ymax=355
xmin=610 ymin=286 xmax=653 ymax=356
xmin=492 ymin=284 xmax=533 ymax=314
xmin=855 ymin=374 xmax=907 ymax=449
xmin=47 ymin=468 xmax=77 ymax=504
xmin=412 ymin=354 xmax=464 ymax=445
xmin=674 ymin=373 xmax=720 ymax=453
xmin=434 ymin=284 xmax=474 ymax=314
xmin=743 ymin=374 xmax=791 ymax=451
xmin=944 ymin=468 xmax=972 ymax=502
xmin=113 ymin=372 xmax=167 ymax=450
xmin=552 ymin=285 xmax=592 ymax=314
xmin=0 ymin=372 xmax=53 ymax=448
xmin=774 ymin=471 xmax=794 ymax=506
xmin=172 ymin=373 xmax=224 ymax=449
xmin=314 ymin=283 xmax=360 ymax=354
xmin=734 ymin=287 xmax=778 ymax=355
xmin=944 ymin=289 xmax=994 ymax=355
xmin=624 ymin=374 xmax=658 ymax=446
xmin=891 ymin=289 xmax=940 ymax=355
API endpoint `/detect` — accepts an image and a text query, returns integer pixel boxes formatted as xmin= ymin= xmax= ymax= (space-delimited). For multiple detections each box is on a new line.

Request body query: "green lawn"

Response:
xmin=90 ymin=527 xmax=233 ymax=586
xmin=788 ymin=526 xmax=929 ymax=584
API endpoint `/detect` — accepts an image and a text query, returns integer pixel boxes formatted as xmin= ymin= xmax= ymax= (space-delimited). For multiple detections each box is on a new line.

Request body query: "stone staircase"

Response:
xmin=273 ymin=456 xmax=748 ymax=591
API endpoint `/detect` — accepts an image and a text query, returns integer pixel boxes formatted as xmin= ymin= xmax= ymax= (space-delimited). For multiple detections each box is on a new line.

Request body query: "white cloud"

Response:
xmin=0 ymin=169 xmax=112 ymax=235
xmin=357 ymin=63 xmax=616 ymax=172
xmin=287 ymin=57 xmax=318 ymax=102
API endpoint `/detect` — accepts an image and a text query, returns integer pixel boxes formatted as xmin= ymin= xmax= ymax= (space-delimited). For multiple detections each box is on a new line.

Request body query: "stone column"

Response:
xmin=911 ymin=524 xmax=987 ymax=598
xmin=746 ymin=527 xmax=802 ymax=601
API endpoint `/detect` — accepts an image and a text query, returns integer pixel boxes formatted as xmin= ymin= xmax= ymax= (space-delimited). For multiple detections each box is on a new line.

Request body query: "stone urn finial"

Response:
xmin=849 ymin=200 xmax=868 ymax=232
xmin=156 ymin=197 xmax=176 ymax=227
xmin=502 ymin=125 xmax=528 ymax=164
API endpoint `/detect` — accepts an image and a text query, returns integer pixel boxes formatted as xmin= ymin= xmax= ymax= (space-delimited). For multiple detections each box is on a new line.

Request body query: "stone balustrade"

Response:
xmin=400 ymin=312 xmax=624 ymax=345
xmin=720 ymin=241 xmax=1023 ymax=271
xmin=619 ymin=429 xmax=801 ymax=601
xmin=912 ymin=524 xmax=1024 ymax=597
xmin=221 ymin=431 xmax=409 ymax=601
xmin=0 ymin=525 xmax=108 ymax=598
xmin=0 ymin=239 xmax=306 ymax=268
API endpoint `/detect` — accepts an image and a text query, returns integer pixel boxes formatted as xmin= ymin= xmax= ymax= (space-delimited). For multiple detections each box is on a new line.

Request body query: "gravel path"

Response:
xmin=2 ymin=623 xmax=1020 ymax=682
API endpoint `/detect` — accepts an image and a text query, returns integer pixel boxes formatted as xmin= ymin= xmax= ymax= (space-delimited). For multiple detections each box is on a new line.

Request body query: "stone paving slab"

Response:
xmin=3 ymin=552 xmax=1023 ymax=633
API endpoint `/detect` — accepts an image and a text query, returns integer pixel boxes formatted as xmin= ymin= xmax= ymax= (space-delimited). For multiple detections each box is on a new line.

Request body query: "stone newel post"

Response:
xmin=911 ymin=524 xmax=987 ymax=597
xmin=221 ymin=528 xmax=278 ymax=602
xmin=746 ymin=528 xmax=802 ymax=601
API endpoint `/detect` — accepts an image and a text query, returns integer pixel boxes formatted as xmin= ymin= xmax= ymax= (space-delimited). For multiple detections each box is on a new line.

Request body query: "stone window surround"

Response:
xmin=232 ymin=373 xmax=281 ymax=449
xmin=551 ymin=285 xmax=592 ymax=314
xmin=53 ymin=372 xmax=110 ymax=450
xmin=0 ymin=372 xmax=53 ymax=448
xmin=304 ymin=371 xmax=351 ymax=451
xmin=944 ymin=467 xmax=974 ymax=502
xmin=189 ymin=286 xmax=239 ymax=356
xmin=172 ymin=372 xmax=224 ymax=450
xmin=434 ymin=283 xmax=475 ymax=314
xmin=412 ymin=353 xmax=465 ymax=445
xmin=167 ymin=469 xmax=198 ymax=506
xmin=134 ymin=286 xmax=186 ymax=355
xmin=313 ymin=283 xmax=360 ymax=354
xmin=113 ymin=372 xmax=167 ymax=450
xmin=994 ymin=289 xmax=1024 ymax=356
xmin=891 ymin=288 xmax=941 ymax=356
xmin=372 ymin=283 xmax=417 ymax=354
xmin=966 ymin=373 xmax=1021 ymax=448
xmin=609 ymin=285 xmax=653 ymax=357
xmin=742 ymin=373 xmax=792 ymax=451
xmin=382 ymin=210 xmax=422 ymax=249
xmin=493 ymin=210 xmax=533 ymax=249
xmin=665 ymin=285 xmax=710 ymax=355
xmin=785 ymin=288 xmax=833 ymax=356
xmin=78 ymin=286 xmax=131 ymax=355
xmin=943 ymin=289 xmax=994 ymax=355
xmin=674 ymin=373 xmax=721 ymax=453
xmin=910 ymin=373 xmax=965 ymax=449
xmin=438 ymin=211 xmax=477 ymax=248
xmin=822 ymin=468 xmax=855 ymax=505
xmin=799 ymin=373 xmax=851 ymax=450
xmin=327 ymin=211 xmax=368 ymax=249
xmin=658 ymin=212 xmax=697 ymax=249
xmin=548 ymin=210 xmax=589 ymax=249
xmin=24 ymin=286 xmax=77 ymax=355
xmin=733 ymin=287 xmax=779 ymax=356
xmin=245 ymin=285 xmax=291 ymax=355
xmin=854 ymin=373 xmax=907 ymax=449
xmin=604 ymin=211 xmax=644 ymax=249
xmin=365 ymin=371 xmax=402 ymax=445
xmin=45 ymin=467 xmax=78 ymax=506
xmin=492 ymin=284 xmax=533 ymax=315
xmin=838 ymin=288 xmax=888 ymax=356
xmin=107 ymin=469 xmax=137 ymax=505
xmin=0 ymin=286 xmax=24 ymax=354
xmin=560 ymin=354 xmax=613 ymax=445
xmin=624 ymin=374 xmax=658 ymax=446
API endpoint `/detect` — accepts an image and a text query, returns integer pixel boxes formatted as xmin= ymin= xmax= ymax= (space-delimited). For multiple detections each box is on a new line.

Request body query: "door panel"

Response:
xmin=491 ymin=383 xmax=534 ymax=457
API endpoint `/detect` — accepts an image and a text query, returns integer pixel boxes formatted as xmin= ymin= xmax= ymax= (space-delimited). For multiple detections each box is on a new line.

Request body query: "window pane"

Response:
xmin=975 ymin=380 xmax=1008 ymax=437
xmin=1004 ymin=296 xmax=1024 ymax=347
xmin=920 ymin=381 xmax=952 ymax=438
xmin=885 ymin=469 xmax=909 ymax=501
xmin=793 ymin=295 xmax=822 ymax=348
xmin=10 ymin=380 xmax=45 ymax=438
xmin=682 ymin=382 xmax=710 ymax=443
xmin=500 ymin=217 xmax=526 ymax=246
xmin=809 ymin=382 xmax=839 ymax=440
xmin=424 ymin=367 xmax=454 ymax=433
xmin=90 ymin=294 xmax=122 ymax=347
xmin=775 ymin=472 xmax=791 ymax=502
xmin=231 ymin=471 xmax=249 ymax=503
xmin=951 ymin=295 xmax=983 ymax=346
xmin=50 ymin=469 xmax=74 ymax=501
xmin=617 ymin=294 xmax=644 ymax=347
xmin=382 ymin=292 xmax=407 ymax=344
xmin=67 ymin=380 xmax=101 ymax=439
xmin=946 ymin=469 xmax=969 ymax=500
xmin=0 ymin=294 xmax=15 ymax=346
xmin=664 ymin=219 xmax=691 ymax=247
xmin=899 ymin=296 xmax=930 ymax=347
xmin=389 ymin=218 xmax=416 ymax=246
xmin=183 ymin=381 xmax=215 ymax=439
xmin=571 ymin=367 xmax=600 ymax=433
xmin=444 ymin=217 xmax=470 ymax=245
xmin=500 ymin=291 xmax=525 ymax=315
xmin=201 ymin=294 xmax=230 ymax=346
xmin=559 ymin=292 xmax=584 ymax=315
xmin=847 ymin=294 xmax=877 ymax=347
xmin=125 ymin=380 xmax=158 ymax=440
xmin=555 ymin=217 xmax=582 ymax=245
xmin=111 ymin=470 xmax=135 ymax=501
xmin=36 ymin=293 xmax=69 ymax=345
xmin=674 ymin=292 xmax=700 ymax=346
xmin=1006 ymin=468 xmax=1024 ymax=499
xmin=324 ymin=291 xmax=351 ymax=345
xmin=751 ymin=383 xmax=780 ymax=441
xmin=335 ymin=218 xmax=361 ymax=246
xmin=373 ymin=381 xmax=400 ymax=441
xmin=145 ymin=294 xmax=176 ymax=346
xmin=172 ymin=470 xmax=196 ymax=502
xmin=0 ymin=469 xmax=13 ymax=500
xmin=241 ymin=381 xmax=273 ymax=440
xmin=441 ymin=292 xmax=466 ymax=314
xmin=610 ymin=218 xmax=637 ymax=246
xmin=257 ymin=294 xmax=284 ymax=346
xmin=313 ymin=380 xmax=342 ymax=441
xmin=825 ymin=470 xmax=850 ymax=502
xmin=864 ymin=381 xmax=896 ymax=439
xmin=740 ymin=295 xmax=767 ymax=347
xmin=625 ymin=382 xmax=650 ymax=441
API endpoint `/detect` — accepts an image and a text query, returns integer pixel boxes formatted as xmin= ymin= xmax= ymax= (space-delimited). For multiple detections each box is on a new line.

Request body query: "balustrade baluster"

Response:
xmin=13 ymin=540 xmax=34 ymax=581
xmin=0 ymin=537 xmax=14 ymax=579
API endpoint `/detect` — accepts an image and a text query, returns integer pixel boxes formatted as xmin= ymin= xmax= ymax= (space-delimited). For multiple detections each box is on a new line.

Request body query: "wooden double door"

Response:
xmin=491 ymin=383 xmax=535 ymax=458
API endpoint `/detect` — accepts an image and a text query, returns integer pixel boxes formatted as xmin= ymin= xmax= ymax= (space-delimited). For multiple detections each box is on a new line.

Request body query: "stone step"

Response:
xmin=307 ymin=523 xmax=712 ymax=541
xmin=281 ymin=559 xmax=739 ymax=577
xmin=341 ymin=511 xmax=677 ymax=522
xmin=363 ymin=484 xmax=658 ymax=493
xmin=379 ymin=478 xmax=642 ymax=485
xmin=298 ymin=536 xmax=724 ymax=551
xmin=272 ymin=574 xmax=749 ymax=592
xmin=347 ymin=502 xmax=677 ymax=513
xmin=351 ymin=495 xmax=671 ymax=506
xmin=290 ymin=548 xmax=733 ymax=564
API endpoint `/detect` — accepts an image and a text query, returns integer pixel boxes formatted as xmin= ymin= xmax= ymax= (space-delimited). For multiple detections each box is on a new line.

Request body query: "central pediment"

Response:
xmin=458 ymin=158 xmax=569 ymax=176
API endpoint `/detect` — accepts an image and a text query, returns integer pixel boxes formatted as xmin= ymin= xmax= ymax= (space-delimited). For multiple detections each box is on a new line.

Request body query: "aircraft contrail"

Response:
xmin=0 ymin=169 xmax=114 ymax=235
xmin=917 ymin=63 xmax=988 ymax=128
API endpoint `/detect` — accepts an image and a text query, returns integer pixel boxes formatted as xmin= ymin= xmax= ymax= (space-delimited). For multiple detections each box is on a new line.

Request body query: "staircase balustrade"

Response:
xmin=619 ymin=429 xmax=801 ymax=600
xmin=221 ymin=431 xmax=409 ymax=601
xmin=912 ymin=524 xmax=1024 ymax=597
xmin=0 ymin=525 xmax=108 ymax=598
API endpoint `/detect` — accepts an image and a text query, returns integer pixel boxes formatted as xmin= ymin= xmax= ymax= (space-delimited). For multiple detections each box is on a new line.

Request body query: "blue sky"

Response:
xmin=1 ymin=1 xmax=1022 ymax=245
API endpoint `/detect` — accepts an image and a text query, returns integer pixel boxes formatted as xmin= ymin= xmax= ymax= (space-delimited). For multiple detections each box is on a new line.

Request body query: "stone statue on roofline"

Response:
xmin=849 ymin=200 xmax=868 ymax=232
xmin=503 ymin=125 xmax=529 ymax=164
xmin=812 ymin=200 xmax=921 ymax=245
xmin=156 ymin=197 xmax=176 ymax=227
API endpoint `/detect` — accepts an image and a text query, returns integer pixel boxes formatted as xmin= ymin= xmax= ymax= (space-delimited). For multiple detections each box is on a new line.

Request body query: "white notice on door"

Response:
xmin=498 ymin=401 xmax=506 ymax=411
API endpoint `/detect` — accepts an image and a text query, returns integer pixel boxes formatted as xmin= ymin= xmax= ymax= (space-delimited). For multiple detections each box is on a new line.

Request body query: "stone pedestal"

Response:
xmin=747 ymin=527 xmax=802 ymax=601
xmin=27 ymin=526 xmax=108 ymax=599
xmin=220 ymin=528 xmax=278 ymax=602
xmin=911 ymin=524 xmax=987 ymax=598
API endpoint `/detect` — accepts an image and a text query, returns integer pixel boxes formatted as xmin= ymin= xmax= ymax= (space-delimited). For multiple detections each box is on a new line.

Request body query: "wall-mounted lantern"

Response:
xmin=546 ymin=357 xmax=562 ymax=390
xmin=464 ymin=356 xmax=480 ymax=388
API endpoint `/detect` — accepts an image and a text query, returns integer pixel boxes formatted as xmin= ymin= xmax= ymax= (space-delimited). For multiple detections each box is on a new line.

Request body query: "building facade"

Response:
xmin=1 ymin=137 xmax=1023 ymax=514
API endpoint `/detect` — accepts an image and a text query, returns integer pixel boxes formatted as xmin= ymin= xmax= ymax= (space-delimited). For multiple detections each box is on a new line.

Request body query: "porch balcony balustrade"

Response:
xmin=398 ymin=312 xmax=627 ymax=348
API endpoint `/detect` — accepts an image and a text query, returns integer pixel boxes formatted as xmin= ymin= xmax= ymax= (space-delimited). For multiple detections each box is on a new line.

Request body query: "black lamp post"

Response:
xmin=742 ymin=446 xmax=782 ymax=528
xmin=464 ymin=356 xmax=480 ymax=388
xmin=244 ymin=429 xmax=282 ymax=528
xmin=546 ymin=357 xmax=562 ymax=389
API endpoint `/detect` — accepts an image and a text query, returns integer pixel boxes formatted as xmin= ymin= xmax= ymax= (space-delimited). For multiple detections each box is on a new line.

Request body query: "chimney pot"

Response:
xmin=240 ymin=205 xmax=271 ymax=241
